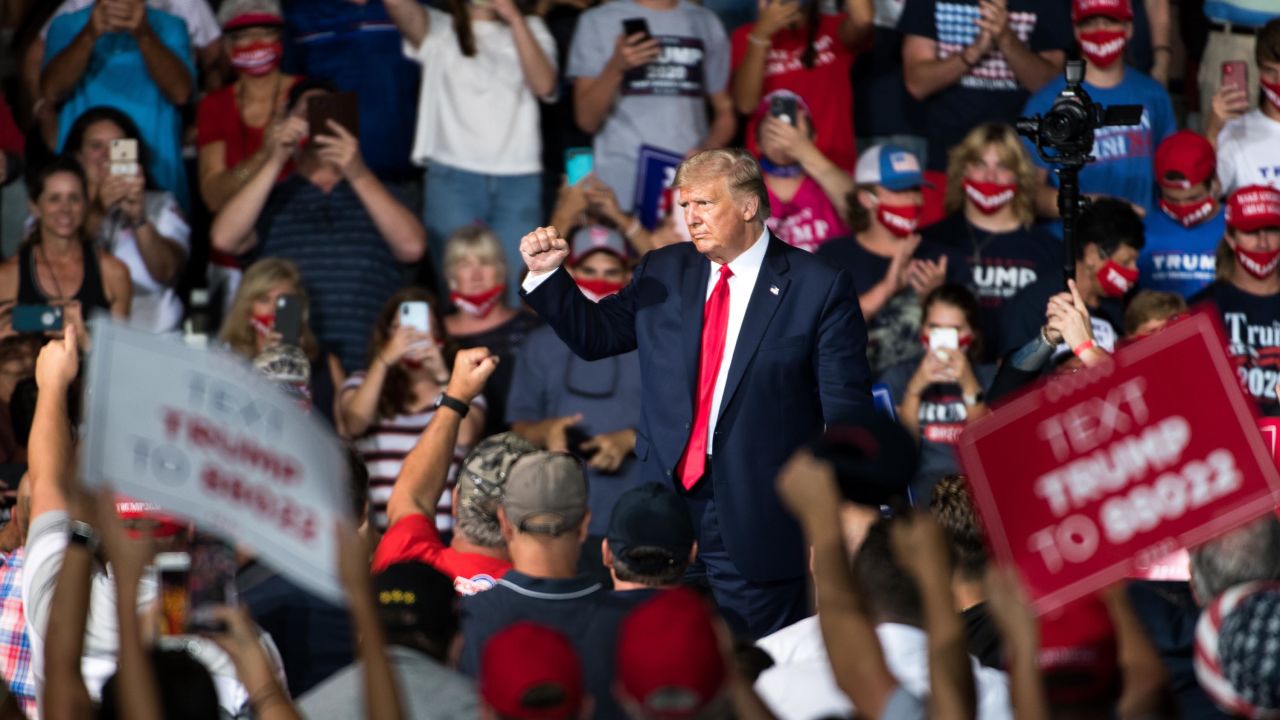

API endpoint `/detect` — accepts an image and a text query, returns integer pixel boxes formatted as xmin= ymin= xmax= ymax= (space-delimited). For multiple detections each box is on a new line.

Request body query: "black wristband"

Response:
xmin=434 ymin=393 xmax=470 ymax=418
xmin=68 ymin=520 xmax=99 ymax=552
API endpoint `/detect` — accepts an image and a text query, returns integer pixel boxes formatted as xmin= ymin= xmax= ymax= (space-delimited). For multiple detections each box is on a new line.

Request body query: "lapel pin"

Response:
xmin=769 ymin=285 xmax=780 ymax=296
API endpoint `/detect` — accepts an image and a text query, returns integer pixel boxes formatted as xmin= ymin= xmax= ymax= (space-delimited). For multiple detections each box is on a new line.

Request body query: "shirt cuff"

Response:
xmin=521 ymin=267 xmax=561 ymax=294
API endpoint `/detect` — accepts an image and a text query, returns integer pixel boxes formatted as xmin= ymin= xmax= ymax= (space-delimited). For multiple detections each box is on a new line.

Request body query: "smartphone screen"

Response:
xmin=770 ymin=95 xmax=799 ymax=126
xmin=1221 ymin=61 xmax=1248 ymax=95
xmin=186 ymin=537 xmax=237 ymax=633
xmin=156 ymin=552 xmax=191 ymax=639
xmin=565 ymin=148 xmax=594 ymax=186
xmin=622 ymin=17 xmax=651 ymax=41
xmin=275 ymin=295 xmax=303 ymax=347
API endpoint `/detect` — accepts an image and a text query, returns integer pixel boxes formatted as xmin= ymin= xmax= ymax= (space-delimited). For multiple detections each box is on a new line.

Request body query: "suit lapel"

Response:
xmin=681 ymin=251 xmax=710 ymax=407
xmin=717 ymin=236 xmax=790 ymax=419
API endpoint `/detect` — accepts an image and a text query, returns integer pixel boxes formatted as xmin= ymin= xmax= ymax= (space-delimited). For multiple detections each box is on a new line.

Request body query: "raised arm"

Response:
xmin=338 ymin=326 xmax=435 ymax=438
xmin=574 ymin=33 xmax=660 ymax=134
xmin=495 ymin=1 xmax=557 ymax=99
xmin=116 ymin=1 xmax=193 ymax=105
xmin=984 ymin=566 xmax=1050 ymax=720
xmin=839 ymin=0 xmax=874 ymax=49
xmin=41 ymin=6 xmax=112 ymax=104
xmin=336 ymin=521 xmax=405 ymax=720
xmin=777 ymin=452 xmax=900 ymax=717
xmin=315 ymin=122 xmax=426 ymax=263
xmin=383 ymin=0 xmax=431 ymax=50
xmin=1101 ymin=585 xmax=1174 ymax=719
xmin=30 ymin=325 xmax=79 ymax=521
xmin=210 ymin=117 xmax=303 ymax=256
xmin=384 ymin=348 xmax=499 ymax=526
xmin=42 ymin=519 xmax=95 ymax=720
xmin=902 ymin=32 xmax=988 ymax=100
xmin=731 ymin=1 xmax=803 ymax=114
xmin=979 ymin=0 xmax=1062 ymax=93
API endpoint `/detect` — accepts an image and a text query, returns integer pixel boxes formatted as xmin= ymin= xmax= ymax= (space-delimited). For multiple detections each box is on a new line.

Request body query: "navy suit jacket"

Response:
xmin=523 ymin=236 xmax=871 ymax=581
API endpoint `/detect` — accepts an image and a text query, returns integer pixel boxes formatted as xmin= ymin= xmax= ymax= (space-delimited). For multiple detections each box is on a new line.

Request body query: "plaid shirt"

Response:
xmin=0 ymin=549 xmax=34 ymax=716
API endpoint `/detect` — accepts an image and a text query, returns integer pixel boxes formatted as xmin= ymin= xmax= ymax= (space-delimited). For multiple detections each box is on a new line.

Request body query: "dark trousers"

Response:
xmin=682 ymin=456 xmax=809 ymax=640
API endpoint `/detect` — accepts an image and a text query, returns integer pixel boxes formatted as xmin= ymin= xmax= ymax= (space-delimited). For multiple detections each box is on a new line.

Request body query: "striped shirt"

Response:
xmin=0 ymin=549 xmax=34 ymax=717
xmin=255 ymin=175 xmax=408 ymax=373
xmin=343 ymin=372 xmax=487 ymax=532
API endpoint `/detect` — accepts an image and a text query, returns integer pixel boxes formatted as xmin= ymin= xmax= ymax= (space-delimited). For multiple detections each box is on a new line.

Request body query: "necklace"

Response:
xmin=965 ymin=219 xmax=1002 ymax=267
xmin=37 ymin=243 xmax=69 ymax=301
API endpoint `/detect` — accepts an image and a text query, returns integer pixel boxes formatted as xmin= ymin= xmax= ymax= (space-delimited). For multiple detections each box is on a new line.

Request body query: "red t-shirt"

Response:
xmin=732 ymin=15 xmax=856 ymax=172
xmin=372 ymin=513 xmax=511 ymax=596
xmin=195 ymin=78 xmax=301 ymax=169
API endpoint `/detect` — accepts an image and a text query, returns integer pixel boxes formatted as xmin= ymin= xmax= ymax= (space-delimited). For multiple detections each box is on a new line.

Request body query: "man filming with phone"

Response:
xmin=211 ymin=80 xmax=427 ymax=374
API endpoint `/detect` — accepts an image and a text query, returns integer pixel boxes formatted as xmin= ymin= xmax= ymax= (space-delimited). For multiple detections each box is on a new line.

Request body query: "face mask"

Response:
xmin=1159 ymin=196 xmax=1216 ymax=228
xmin=1263 ymin=79 xmax=1280 ymax=112
xmin=575 ymin=278 xmax=625 ymax=302
xmin=450 ymin=285 xmax=506 ymax=318
xmin=759 ymin=155 xmax=806 ymax=178
xmin=251 ymin=312 xmax=275 ymax=338
xmin=1078 ymin=29 xmax=1127 ymax=68
xmin=963 ymin=179 xmax=1016 ymax=215
xmin=230 ymin=40 xmax=283 ymax=77
xmin=1234 ymin=245 xmax=1280 ymax=279
xmin=1096 ymin=259 xmax=1138 ymax=298
xmin=875 ymin=202 xmax=922 ymax=238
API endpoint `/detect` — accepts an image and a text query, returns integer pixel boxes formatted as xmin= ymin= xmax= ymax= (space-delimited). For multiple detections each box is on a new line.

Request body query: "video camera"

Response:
xmin=1014 ymin=60 xmax=1143 ymax=284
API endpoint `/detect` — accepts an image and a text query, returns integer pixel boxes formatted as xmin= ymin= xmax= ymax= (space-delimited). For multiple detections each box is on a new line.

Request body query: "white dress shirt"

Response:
xmin=521 ymin=229 xmax=770 ymax=459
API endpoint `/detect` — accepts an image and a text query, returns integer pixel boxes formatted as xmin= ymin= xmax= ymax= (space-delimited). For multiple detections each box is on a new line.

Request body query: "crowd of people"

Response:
xmin=0 ymin=0 xmax=1277 ymax=716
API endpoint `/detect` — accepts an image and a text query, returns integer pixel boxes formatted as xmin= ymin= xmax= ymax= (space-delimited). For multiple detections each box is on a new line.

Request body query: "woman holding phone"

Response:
xmin=877 ymin=284 xmax=994 ymax=500
xmin=383 ymin=0 xmax=558 ymax=299
xmin=341 ymin=286 xmax=487 ymax=533
xmin=62 ymin=106 xmax=189 ymax=333
xmin=0 ymin=157 xmax=132 ymax=346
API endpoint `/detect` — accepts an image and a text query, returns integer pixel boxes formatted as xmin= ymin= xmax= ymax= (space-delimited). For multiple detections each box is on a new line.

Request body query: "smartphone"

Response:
xmin=307 ymin=91 xmax=360 ymax=140
xmin=156 ymin=551 xmax=191 ymax=640
xmin=274 ymin=294 xmax=303 ymax=347
xmin=622 ymin=17 xmax=651 ymax=42
xmin=11 ymin=305 xmax=63 ymax=333
xmin=929 ymin=327 xmax=959 ymax=352
xmin=109 ymin=138 xmax=139 ymax=177
xmin=399 ymin=301 xmax=430 ymax=336
xmin=186 ymin=537 xmax=238 ymax=634
xmin=1222 ymin=60 xmax=1248 ymax=96
xmin=565 ymin=147 xmax=594 ymax=186
xmin=770 ymin=95 xmax=799 ymax=126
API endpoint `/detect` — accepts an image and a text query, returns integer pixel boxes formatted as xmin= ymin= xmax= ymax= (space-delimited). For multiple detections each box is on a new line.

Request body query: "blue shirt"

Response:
xmin=283 ymin=0 xmax=423 ymax=180
xmin=505 ymin=324 xmax=645 ymax=536
xmin=1203 ymin=0 xmax=1280 ymax=27
xmin=1138 ymin=207 xmax=1225 ymax=299
xmin=45 ymin=7 xmax=193 ymax=212
xmin=1023 ymin=68 xmax=1175 ymax=218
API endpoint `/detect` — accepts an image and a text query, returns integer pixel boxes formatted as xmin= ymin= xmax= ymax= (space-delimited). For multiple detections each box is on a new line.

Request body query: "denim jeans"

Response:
xmin=423 ymin=162 xmax=542 ymax=304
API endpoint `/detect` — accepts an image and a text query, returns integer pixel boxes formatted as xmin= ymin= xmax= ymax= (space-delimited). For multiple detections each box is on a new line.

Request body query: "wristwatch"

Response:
xmin=433 ymin=393 xmax=470 ymax=418
xmin=963 ymin=391 xmax=985 ymax=407
xmin=68 ymin=520 xmax=99 ymax=552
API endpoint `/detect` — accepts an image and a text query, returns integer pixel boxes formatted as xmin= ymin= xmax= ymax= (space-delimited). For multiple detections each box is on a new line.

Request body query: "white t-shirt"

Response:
xmin=22 ymin=512 xmax=283 ymax=717
xmin=404 ymin=8 xmax=557 ymax=175
xmin=1216 ymin=109 xmax=1280 ymax=195
xmin=755 ymin=617 xmax=1014 ymax=720
xmin=107 ymin=191 xmax=191 ymax=333
xmin=41 ymin=0 xmax=222 ymax=48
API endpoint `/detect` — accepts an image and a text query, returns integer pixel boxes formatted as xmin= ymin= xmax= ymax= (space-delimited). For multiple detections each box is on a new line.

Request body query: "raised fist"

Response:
xmin=519 ymin=226 xmax=571 ymax=275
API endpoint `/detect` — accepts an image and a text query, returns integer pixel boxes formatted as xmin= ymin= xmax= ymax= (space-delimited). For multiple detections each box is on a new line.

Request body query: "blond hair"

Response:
xmin=674 ymin=148 xmax=771 ymax=222
xmin=1123 ymin=290 xmax=1187 ymax=336
xmin=944 ymin=123 xmax=1039 ymax=228
xmin=443 ymin=225 xmax=509 ymax=289
xmin=217 ymin=258 xmax=319 ymax=360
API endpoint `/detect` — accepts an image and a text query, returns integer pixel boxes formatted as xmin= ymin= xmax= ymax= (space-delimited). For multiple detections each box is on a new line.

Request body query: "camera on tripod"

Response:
xmin=1016 ymin=60 xmax=1143 ymax=168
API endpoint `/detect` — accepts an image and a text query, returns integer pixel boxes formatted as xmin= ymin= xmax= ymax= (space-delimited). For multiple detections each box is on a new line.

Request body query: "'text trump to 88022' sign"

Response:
xmin=959 ymin=311 xmax=1280 ymax=614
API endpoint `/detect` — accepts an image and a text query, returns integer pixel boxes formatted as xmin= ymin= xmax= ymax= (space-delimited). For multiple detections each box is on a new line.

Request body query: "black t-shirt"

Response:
xmin=961 ymin=602 xmax=1004 ymax=670
xmin=923 ymin=214 xmax=1063 ymax=359
xmin=852 ymin=24 xmax=923 ymax=139
xmin=896 ymin=0 xmax=1072 ymax=170
xmin=453 ymin=311 xmax=544 ymax=437
xmin=817 ymin=235 xmax=966 ymax=374
xmin=997 ymin=273 xmax=1124 ymax=358
xmin=1192 ymin=282 xmax=1280 ymax=416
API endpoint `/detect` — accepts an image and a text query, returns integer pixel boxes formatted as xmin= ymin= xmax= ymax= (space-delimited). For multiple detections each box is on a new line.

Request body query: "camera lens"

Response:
xmin=1043 ymin=101 xmax=1086 ymax=146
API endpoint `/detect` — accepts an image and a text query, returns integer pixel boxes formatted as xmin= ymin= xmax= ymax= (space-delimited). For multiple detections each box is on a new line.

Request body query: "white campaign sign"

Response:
xmin=80 ymin=319 xmax=349 ymax=603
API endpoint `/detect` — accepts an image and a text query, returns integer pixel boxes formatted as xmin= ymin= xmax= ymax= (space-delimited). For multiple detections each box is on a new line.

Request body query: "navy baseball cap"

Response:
xmin=607 ymin=483 xmax=695 ymax=574
xmin=855 ymin=144 xmax=933 ymax=192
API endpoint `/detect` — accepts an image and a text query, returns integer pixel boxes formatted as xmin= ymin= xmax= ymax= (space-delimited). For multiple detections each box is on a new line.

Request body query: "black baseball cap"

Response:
xmin=373 ymin=561 xmax=458 ymax=640
xmin=606 ymin=483 xmax=695 ymax=574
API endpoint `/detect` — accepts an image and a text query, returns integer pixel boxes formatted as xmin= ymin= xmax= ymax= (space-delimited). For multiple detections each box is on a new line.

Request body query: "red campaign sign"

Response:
xmin=1261 ymin=419 xmax=1280 ymax=464
xmin=958 ymin=311 xmax=1280 ymax=614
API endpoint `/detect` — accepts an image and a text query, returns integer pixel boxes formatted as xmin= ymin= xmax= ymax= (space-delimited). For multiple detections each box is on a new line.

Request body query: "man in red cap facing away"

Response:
xmin=1137 ymin=130 xmax=1227 ymax=299
xmin=1192 ymin=185 xmax=1280 ymax=416
xmin=481 ymin=622 xmax=589 ymax=720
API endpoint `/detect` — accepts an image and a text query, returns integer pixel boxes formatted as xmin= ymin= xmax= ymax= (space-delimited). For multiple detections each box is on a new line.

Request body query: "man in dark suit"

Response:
xmin=519 ymin=148 xmax=871 ymax=637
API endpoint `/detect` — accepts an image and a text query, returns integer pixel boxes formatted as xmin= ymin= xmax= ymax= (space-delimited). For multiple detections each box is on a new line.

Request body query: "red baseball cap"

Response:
xmin=1037 ymin=595 xmax=1119 ymax=705
xmin=1226 ymin=185 xmax=1280 ymax=232
xmin=1072 ymin=0 xmax=1133 ymax=23
xmin=1155 ymin=131 xmax=1216 ymax=190
xmin=114 ymin=497 xmax=186 ymax=539
xmin=481 ymin=622 xmax=584 ymax=720
xmin=616 ymin=589 xmax=726 ymax=718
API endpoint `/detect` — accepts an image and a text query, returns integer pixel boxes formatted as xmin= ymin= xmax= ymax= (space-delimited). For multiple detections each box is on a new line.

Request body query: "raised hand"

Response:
xmin=607 ymin=32 xmax=661 ymax=73
xmin=445 ymin=347 xmax=500 ymax=403
xmin=35 ymin=322 xmax=79 ymax=391
xmin=520 ymin=226 xmax=571 ymax=274
xmin=755 ymin=0 xmax=803 ymax=39
xmin=378 ymin=325 xmax=432 ymax=367
xmin=313 ymin=121 xmax=369 ymax=181
xmin=906 ymin=254 xmax=948 ymax=296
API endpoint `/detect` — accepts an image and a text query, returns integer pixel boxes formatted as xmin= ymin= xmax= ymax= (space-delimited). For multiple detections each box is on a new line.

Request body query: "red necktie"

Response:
xmin=677 ymin=265 xmax=733 ymax=490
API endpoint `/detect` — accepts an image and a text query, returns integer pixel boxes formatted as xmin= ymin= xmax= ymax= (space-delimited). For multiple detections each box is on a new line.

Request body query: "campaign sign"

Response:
xmin=633 ymin=144 xmax=684 ymax=230
xmin=958 ymin=311 xmax=1280 ymax=613
xmin=1261 ymin=418 xmax=1280 ymax=465
xmin=80 ymin=320 xmax=350 ymax=603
